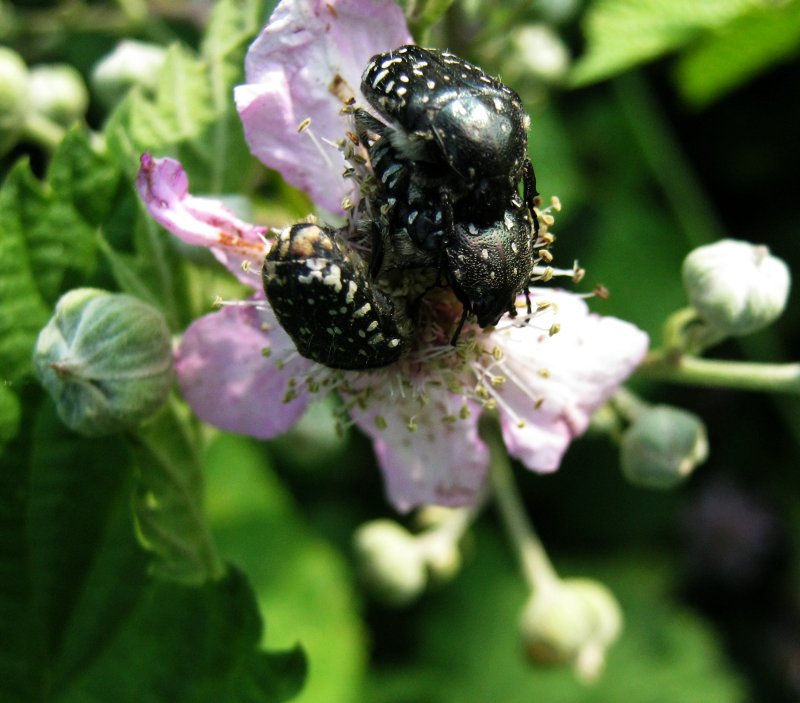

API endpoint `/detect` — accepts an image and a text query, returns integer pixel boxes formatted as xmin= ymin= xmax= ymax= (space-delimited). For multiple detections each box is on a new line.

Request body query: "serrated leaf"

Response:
xmin=58 ymin=568 xmax=306 ymax=703
xmin=1 ymin=403 xmax=305 ymax=702
xmin=205 ymin=433 xmax=367 ymax=703
xmin=570 ymin=0 xmax=758 ymax=87
xmin=0 ymin=130 xmax=124 ymax=383
xmin=48 ymin=128 xmax=123 ymax=227
xmin=676 ymin=1 xmax=800 ymax=107
xmin=0 ymin=162 xmax=55 ymax=384
xmin=104 ymin=44 xmax=217 ymax=170
xmin=181 ymin=0 xmax=263 ymax=193
xmin=104 ymin=5 xmax=260 ymax=191
xmin=128 ymin=401 xmax=225 ymax=585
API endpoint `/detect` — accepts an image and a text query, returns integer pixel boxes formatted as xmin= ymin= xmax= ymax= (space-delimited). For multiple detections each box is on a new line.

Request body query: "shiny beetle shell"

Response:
xmin=263 ymin=223 xmax=411 ymax=369
xmin=360 ymin=44 xmax=532 ymax=221
xmin=445 ymin=200 xmax=534 ymax=328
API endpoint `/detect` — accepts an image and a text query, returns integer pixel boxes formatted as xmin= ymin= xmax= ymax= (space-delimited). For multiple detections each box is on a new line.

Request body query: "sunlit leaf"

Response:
xmin=570 ymin=0 xmax=757 ymax=86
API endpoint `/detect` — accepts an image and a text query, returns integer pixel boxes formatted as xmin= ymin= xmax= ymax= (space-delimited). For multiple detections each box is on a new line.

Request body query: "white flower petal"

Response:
xmin=234 ymin=0 xmax=411 ymax=213
xmin=347 ymin=381 xmax=488 ymax=512
xmin=489 ymin=290 xmax=649 ymax=472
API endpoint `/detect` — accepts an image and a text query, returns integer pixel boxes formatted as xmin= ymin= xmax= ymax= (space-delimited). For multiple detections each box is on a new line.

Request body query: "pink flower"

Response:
xmin=136 ymin=0 xmax=648 ymax=512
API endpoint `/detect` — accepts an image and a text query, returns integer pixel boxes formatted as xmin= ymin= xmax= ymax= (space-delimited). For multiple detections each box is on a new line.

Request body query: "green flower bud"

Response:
xmin=0 ymin=47 xmax=29 ymax=155
xmin=520 ymin=578 xmax=622 ymax=681
xmin=621 ymin=405 xmax=708 ymax=489
xmin=353 ymin=520 xmax=426 ymax=606
xmin=28 ymin=64 xmax=89 ymax=126
xmin=33 ymin=288 xmax=174 ymax=437
xmin=683 ymin=239 xmax=790 ymax=336
xmin=91 ymin=40 xmax=167 ymax=107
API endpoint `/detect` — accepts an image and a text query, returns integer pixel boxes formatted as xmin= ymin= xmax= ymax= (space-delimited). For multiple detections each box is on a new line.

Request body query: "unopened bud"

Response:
xmin=33 ymin=288 xmax=174 ymax=437
xmin=520 ymin=578 xmax=622 ymax=681
xmin=621 ymin=405 xmax=708 ymax=489
xmin=0 ymin=47 xmax=29 ymax=155
xmin=420 ymin=534 xmax=462 ymax=584
xmin=28 ymin=64 xmax=89 ymax=125
xmin=353 ymin=520 xmax=426 ymax=606
xmin=508 ymin=24 xmax=570 ymax=83
xmin=682 ymin=239 xmax=790 ymax=336
xmin=91 ymin=40 xmax=167 ymax=106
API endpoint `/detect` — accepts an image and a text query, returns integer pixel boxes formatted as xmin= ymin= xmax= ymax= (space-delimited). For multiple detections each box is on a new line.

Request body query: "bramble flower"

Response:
xmin=136 ymin=0 xmax=648 ymax=511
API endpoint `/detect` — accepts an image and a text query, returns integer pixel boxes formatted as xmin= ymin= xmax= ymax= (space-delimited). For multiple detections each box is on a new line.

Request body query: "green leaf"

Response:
xmin=0 ymin=162 xmax=58 ymax=384
xmin=48 ymin=127 xmax=123 ymax=227
xmin=105 ymin=0 xmax=261 ymax=192
xmin=676 ymin=1 xmax=800 ymax=107
xmin=128 ymin=401 xmax=226 ymax=585
xmin=0 ymin=403 xmax=305 ymax=702
xmin=181 ymin=0 xmax=264 ymax=193
xmin=58 ymin=568 xmax=306 ymax=703
xmin=570 ymin=0 xmax=757 ymax=87
xmin=205 ymin=433 xmax=367 ymax=703
xmin=0 ymin=129 xmax=125 ymax=384
xmin=398 ymin=0 xmax=456 ymax=40
xmin=104 ymin=43 xmax=217 ymax=172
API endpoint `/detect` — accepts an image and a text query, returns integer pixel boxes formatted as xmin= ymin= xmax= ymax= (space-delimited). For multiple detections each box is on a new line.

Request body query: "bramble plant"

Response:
xmin=2 ymin=0 xmax=799 ymax=701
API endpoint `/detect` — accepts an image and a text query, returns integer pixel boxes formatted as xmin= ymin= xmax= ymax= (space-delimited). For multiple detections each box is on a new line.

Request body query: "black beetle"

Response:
xmin=263 ymin=222 xmax=412 ymax=369
xmin=355 ymin=45 xmax=540 ymax=340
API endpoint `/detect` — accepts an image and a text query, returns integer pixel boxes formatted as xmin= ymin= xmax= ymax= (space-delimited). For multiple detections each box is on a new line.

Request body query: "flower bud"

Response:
xmin=621 ymin=405 xmax=708 ymax=489
xmin=91 ymin=40 xmax=167 ymax=107
xmin=353 ymin=520 xmax=427 ymax=606
xmin=28 ymin=64 xmax=89 ymax=125
xmin=419 ymin=533 xmax=462 ymax=584
xmin=682 ymin=239 xmax=790 ymax=336
xmin=508 ymin=25 xmax=570 ymax=83
xmin=0 ymin=47 xmax=29 ymax=155
xmin=520 ymin=578 xmax=622 ymax=681
xmin=33 ymin=288 xmax=174 ymax=437
xmin=414 ymin=506 xmax=464 ymax=584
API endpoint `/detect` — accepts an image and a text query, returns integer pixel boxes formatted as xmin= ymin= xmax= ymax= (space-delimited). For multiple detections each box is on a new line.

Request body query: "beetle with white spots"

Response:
xmin=263 ymin=223 xmax=412 ymax=369
xmin=354 ymin=45 xmax=543 ymax=341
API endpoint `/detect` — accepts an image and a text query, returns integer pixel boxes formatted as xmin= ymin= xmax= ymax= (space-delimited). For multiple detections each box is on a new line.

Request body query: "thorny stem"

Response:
xmin=482 ymin=418 xmax=559 ymax=592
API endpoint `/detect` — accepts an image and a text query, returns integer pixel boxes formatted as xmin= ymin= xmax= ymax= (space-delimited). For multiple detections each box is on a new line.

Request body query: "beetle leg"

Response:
xmin=450 ymin=304 xmax=469 ymax=346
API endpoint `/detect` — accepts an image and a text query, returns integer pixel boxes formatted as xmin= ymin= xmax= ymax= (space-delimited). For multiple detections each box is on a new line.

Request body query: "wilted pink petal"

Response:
xmin=492 ymin=291 xmax=649 ymax=472
xmin=136 ymin=153 xmax=268 ymax=287
xmin=348 ymin=384 xmax=489 ymax=512
xmin=234 ymin=0 xmax=412 ymax=213
xmin=175 ymin=303 xmax=313 ymax=438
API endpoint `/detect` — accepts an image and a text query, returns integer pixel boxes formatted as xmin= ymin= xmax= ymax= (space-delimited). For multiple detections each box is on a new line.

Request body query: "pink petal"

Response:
xmin=136 ymin=153 xmax=269 ymax=287
xmin=234 ymin=0 xmax=412 ymax=214
xmin=175 ymin=303 xmax=313 ymax=438
xmin=347 ymin=383 xmax=489 ymax=512
xmin=491 ymin=291 xmax=649 ymax=472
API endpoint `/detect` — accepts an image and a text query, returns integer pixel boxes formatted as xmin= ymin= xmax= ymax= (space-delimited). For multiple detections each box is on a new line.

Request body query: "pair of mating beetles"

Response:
xmin=263 ymin=45 xmax=540 ymax=370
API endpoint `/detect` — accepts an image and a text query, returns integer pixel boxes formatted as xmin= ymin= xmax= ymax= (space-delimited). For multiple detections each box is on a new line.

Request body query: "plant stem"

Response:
xmin=637 ymin=350 xmax=800 ymax=395
xmin=22 ymin=113 xmax=65 ymax=151
xmin=483 ymin=419 xmax=559 ymax=592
